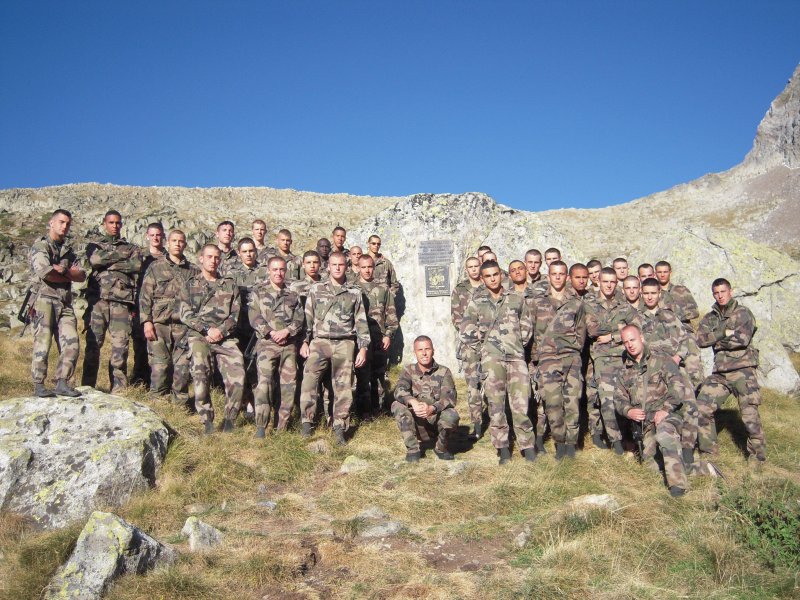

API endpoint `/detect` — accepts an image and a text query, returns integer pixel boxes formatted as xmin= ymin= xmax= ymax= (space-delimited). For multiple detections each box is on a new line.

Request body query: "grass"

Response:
xmin=1 ymin=331 xmax=799 ymax=599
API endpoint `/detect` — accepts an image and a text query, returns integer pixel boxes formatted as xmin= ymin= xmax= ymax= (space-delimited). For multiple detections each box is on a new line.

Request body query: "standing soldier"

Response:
xmin=179 ymin=244 xmax=245 ymax=434
xmin=262 ymin=229 xmax=302 ymax=281
xmin=615 ymin=324 xmax=689 ymax=497
xmin=139 ymin=229 xmax=198 ymax=405
xmin=249 ymin=256 xmax=304 ymax=436
xmin=509 ymin=260 xmax=528 ymax=293
xmin=331 ymin=226 xmax=349 ymax=257
xmin=81 ymin=210 xmax=142 ymax=392
xmin=586 ymin=259 xmax=602 ymax=295
xmin=451 ymin=256 xmax=485 ymax=437
xmin=346 ymin=246 xmax=363 ymax=283
xmin=612 ymin=258 xmax=629 ymax=287
xmin=252 ymin=219 xmax=269 ymax=254
xmin=696 ymin=278 xmax=766 ymax=464
xmin=637 ymin=263 xmax=655 ymax=282
xmin=354 ymin=254 xmax=398 ymax=417
xmin=655 ymin=260 xmax=704 ymax=391
xmin=531 ymin=260 xmax=587 ymax=460
xmin=28 ymin=209 xmax=85 ymax=397
xmin=461 ymin=260 xmax=536 ymax=464
xmin=366 ymin=235 xmax=399 ymax=295
xmin=132 ymin=222 xmax=165 ymax=386
xmin=524 ymin=249 xmax=544 ymax=289
xmin=299 ymin=251 xmax=370 ymax=445
xmin=215 ymin=221 xmax=237 ymax=275
xmin=316 ymin=238 xmax=332 ymax=279
xmin=392 ymin=336 xmax=458 ymax=462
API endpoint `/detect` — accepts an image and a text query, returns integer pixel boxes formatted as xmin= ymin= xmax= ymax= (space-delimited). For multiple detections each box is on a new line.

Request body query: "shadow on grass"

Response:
xmin=716 ymin=408 xmax=750 ymax=458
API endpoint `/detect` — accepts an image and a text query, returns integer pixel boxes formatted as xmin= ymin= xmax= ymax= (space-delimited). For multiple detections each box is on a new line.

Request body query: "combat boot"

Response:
xmin=669 ymin=486 xmax=686 ymax=498
xmin=204 ymin=421 xmax=214 ymax=435
xmin=498 ymin=447 xmax=512 ymax=465
xmin=301 ymin=422 xmax=313 ymax=438
xmin=334 ymin=427 xmax=347 ymax=446
xmin=471 ymin=422 xmax=482 ymax=439
xmin=682 ymin=448 xmax=695 ymax=471
xmin=222 ymin=419 xmax=235 ymax=432
xmin=555 ymin=443 xmax=566 ymax=461
xmin=565 ymin=444 xmax=577 ymax=459
xmin=405 ymin=450 xmax=421 ymax=463
xmin=55 ymin=379 xmax=82 ymax=397
xmin=612 ymin=441 xmax=624 ymax=456
xmin=592 ymin=433 xmax=606 ymax=449
xmin=434 ymin=447 xmax=454 ymax=460
xmin=522 ymin=448 xmax=537 ymax=462
xmin=255 ymin=427 xmax=266 ymax=439
xmin=535 ymin=435 xmax=547 ymax=454
xmin=34 ymin=383 xmax=55 ymax=398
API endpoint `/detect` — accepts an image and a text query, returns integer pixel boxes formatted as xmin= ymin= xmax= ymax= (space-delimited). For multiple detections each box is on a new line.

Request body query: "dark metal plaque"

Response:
xmin=418 ymin=240 xmax=454 ymax=265
xmin=424 ymin=265 xmax=451 ymax=297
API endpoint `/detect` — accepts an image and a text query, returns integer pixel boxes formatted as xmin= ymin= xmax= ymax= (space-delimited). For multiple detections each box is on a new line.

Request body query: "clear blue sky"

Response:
xmin=1 ymin=1 xmax=798 ymax=212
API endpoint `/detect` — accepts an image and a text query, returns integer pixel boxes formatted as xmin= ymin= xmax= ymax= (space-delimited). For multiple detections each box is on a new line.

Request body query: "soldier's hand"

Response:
xmin=52 ymin=264 xmax=66 ymax=274
xmin=671 ymin=354 xmax=681 ymax=365
xmin=143 ymin=322 xmax=158 ymax=341
xmin=627 ymin=408 xmax=646 ymax=422
xmin=68 ymin=266 xmax=86 ymax=282
xmin=725 ymin=329 xmax=734 ymax=338
xmin=270 ymin=328 xmax=289 ymax=344
xmin=354 ymin=348 xmax=367 ymax=368
xmin=597 ymin=334 xmax=612 ymax=344
xmin=382 ymin=336 xmax=391 ymax=351
xmin=653 ymin=410 xmax=668 ymax=425
xmin=206 ymin=327 xmax=223 ymax=343
xmin=300 ymin=342 xmax=310 ymax=359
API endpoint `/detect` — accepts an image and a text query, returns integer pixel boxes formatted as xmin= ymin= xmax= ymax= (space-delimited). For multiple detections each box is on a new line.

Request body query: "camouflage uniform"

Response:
xmin=132 ymin=249 xmax=164 ymax=385
xmin=461 ymin=287 xmax=535 ymax=451
xmin=248 ymin=282 xmax=304 ymax=430
xmin=370 ymin=254 xmax=399 ymax=295
xmin=81 ymin=230 xmax=143 ymax=391
xmin=299 ymin=280 xmax=371 ymax=431
xmin=614 ymin=348 xmax=690 ymax=491
xmin=179 ymin=272 xmax=245 ymax=425
xmin=217 ymin=247 xmax=238 ymax=276
xmin=451 ymin=279 xmax=484 ymax=426
xmin=355 ymin=279 xmax=399 ymax=414
xmin=138 ymin=255 xmax=198 ymax=403
xmin=696 ymin=299 xmax=765 ymax=460
xmin=289 ymin=275 xmax=332 ymax=411
xmin=28 ymin=235 xmax=81 ymax=385
xmin=532 ymin=287 xmax=587 ymax=447
xmin=391 ymin=361 xmax=459 ymax=454
xmin=660 ymin=282 xmax=704 ymax=390
xmin=260 ymin=248 xmax=302 ymax=281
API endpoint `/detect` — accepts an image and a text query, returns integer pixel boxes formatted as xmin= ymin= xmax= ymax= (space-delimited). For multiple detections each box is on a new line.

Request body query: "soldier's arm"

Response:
xmin=287 ymin=293 xmax=305 ymax=337
xmin=662 ymin=362 xmax=688 ymax=413
xmin=677 ymin=287 xmax=700 ymax=322
xmin=384 ymin=288 xmax=399 ymax=337
xmin=353 ymin=292 xmax=371 ymax=350
xmin=218 ymin=284 xmax=240 ymax=337
xmin=178 ymin=283 xmax=204 ymax=333
xmin=696 ymin=312 xmax=725 ymax=347
xmin=575 ymin=301 xmax=588 ymax=347
xmin=138 ymin=267 xmax=156 ymax=323
xmin=450 ymin=288 xmax=464 ymax=330
xmin=248 ymin=291 xmax=271 ymax=338
xmin=393 ymin=368 xmax=413 ymax=405
xmin=585 ymin=302 xmax=604 ymax=339
xmin=29 ymin=243 xmax=66 ymax=282
xmin=672 ymin=316 xmax=690 ymax=359
xmin=304 ymin=288 xmax=317 ymax=344
xmin=459 ymin=299 xmax=481 ymax=351
xmin=432 ymin=368 xmax=457 ymax=413
xmin=387 ymin=261 xmax=399 ymax=295
xmin=716 ymin=308 xmax=756 ymax=350
xmin=613 ymin=377 xmax=634 ymax=417
xmin=519 ymin=292 xmax=535 ymax=347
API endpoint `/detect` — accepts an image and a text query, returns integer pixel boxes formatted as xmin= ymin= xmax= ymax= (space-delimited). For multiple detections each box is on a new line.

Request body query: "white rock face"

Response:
xmin=0 ymin=389 xmax=172 ymax=529
xmin=46 ymin=511 xmax=176 ymax=600
xmin=181 ymin=516 xmax=224 ymax=552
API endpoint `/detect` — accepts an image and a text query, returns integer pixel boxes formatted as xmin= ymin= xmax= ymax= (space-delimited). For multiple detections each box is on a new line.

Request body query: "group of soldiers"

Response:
xmin=447 ymin=246 xmax=766 ymax=496
xmin=27 ymin=209 xmax=766 ymax=496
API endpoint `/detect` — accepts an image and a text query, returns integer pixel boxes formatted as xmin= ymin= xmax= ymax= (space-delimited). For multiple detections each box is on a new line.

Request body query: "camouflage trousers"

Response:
xmin=641 ymin=415 xmax=688 ymax=490
xmin=355 ymin=339 xmax=388 ymax=414
xmin=147 ymin=321 xmax=190 ymax=405
xmin=254 ymin=337 xmax=298 ymax=430
xmin=683 ymin=333 xmax=705 ymax=391
xmin=130 ymin=312 xmax=150 ymax=386
xmin=677 ymin=366 xmax=699 ymax=451
xmin=391 ymin=400 xmax=459 ymax=453
xmin=588 ymin=356 xmax=623 ymax=443
xmin=461 ymin=347 xmax=485 ymax=426
xmin=696 ymin=368 xmax=765 ymax=460
xmin=300 ymin=338 xmax=355 ymax=431
xmin=189 ymin=337 xmax=245 ymax=425
xmin=81 ymin=299 xmax=132 ymax=391
xmin=483 ymin=357 xmax=534 ymax=450
xmin=528 ymin=361 xmax=548 ymax=437
xmin=31 ymin=296 xmax=79 ymax=384
xmin=539 ymin=353 xmax=583 ymax=445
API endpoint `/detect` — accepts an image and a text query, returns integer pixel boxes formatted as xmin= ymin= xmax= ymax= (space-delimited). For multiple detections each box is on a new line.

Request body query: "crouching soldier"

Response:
xmin=392 ymin=336 xmax=459 ymax=462
xmin=179 ymin=244 xmax=245 ymax=434
xmin=614 ymin=324 xmax=690 ymax=497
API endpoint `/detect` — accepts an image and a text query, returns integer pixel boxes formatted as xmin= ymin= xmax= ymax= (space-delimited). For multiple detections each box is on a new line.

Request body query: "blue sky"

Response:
xmin=1 ymin=1 xmax=798 ymax=212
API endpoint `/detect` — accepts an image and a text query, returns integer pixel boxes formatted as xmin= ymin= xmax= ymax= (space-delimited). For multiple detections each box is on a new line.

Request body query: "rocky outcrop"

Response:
xmin=0 ymin=389 xmax=172 ymax=529
xmin=181 ymin=517 xmax=224 ymax=552
xmin=46 ymin=511 xmax=176 ymax=600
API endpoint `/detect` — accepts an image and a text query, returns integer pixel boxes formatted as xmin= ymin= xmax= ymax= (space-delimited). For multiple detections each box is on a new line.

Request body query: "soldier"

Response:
xmin=366 ymin=235 xmax=399 ymax=295
xmin=655 ymin=260 xmax=704 ymax=391
xmin=637 ymin=263 xmax=655 ymax=282
xmin=132 ymin=222 xmax=165 ymax=386
xmin=139 ymin=229 xmax=198 ymax=405
xmin=331 ymin=226 xmax=349 ymax=256
xmin=81 ymin=210 xmax=143 ymax=392
xmin=249 ymin=256 xmax=304 ymax=436
xmin=613 ymin=258 xmax=629 ymax=290
xmin=621 ymin=275 xmax=642 ymax=308
xmin=392 ymin=336 xmax=459 ymax=462
xmin=531 ymin=260 xmax=587 ymax=459
xmin=544 ymin=248 xmax=561 ymax=268
xmin=614 ymin=324 xmax=689 ymax=497
xmin=524 ymin=249 xmax=548 ymax=296
xmin=252 ymin=219 xmax=268 ymax=253
xmin=509 ymin=260 xmax=528 ymax=293
xmin=585 ymin=267 xmax=628 ymax=454
xmin=290 ymin=251 xmax=323 ymax=302
xmin=586 ymin=259 xmax=602 ymax=294
xmin=299 ymin=251 xmax=370 ymax=445
xmin=461 ymin=260 xmax=536 ymax=464
xmin=262 ymin=229 xmax=302 ymax=281
xmin=451 ymin=256 xmax=485 ymax=437
xmin=179 ymin=244 xmax=245 ymax=434
xmin=215 ymin=221 xmax=237 ymax=275
xmin=346 ymin=246 xmax=363 ymax=283
xmin=316 ymin=238 xmax=332 ymax=278
xmin=476 ymin=246 xmax=492 ymax=263
xmin=354 ymin=254 xmax=399 ymax=417
xmin=28 ymin=209 xmax=86 ymax=397
xmin=696 ymin=278 xmax=766 ymax=464
xmin=482 ymin=252 xmax=510 ymax=289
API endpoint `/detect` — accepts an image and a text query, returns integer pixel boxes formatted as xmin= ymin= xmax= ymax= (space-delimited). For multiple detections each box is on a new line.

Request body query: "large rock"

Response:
xmin=0 ymin=389 xmax=172 ymax=529
xmin=46 ymin=511 xmax=176 ymax=600
xmin=181 ymin=516 xmax=224 ymax=552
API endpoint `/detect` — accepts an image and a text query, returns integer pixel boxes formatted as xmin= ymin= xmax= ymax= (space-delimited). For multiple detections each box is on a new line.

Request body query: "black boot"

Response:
xmin=301 ymin=422 xmax=313 ymax=438
xmin=535 ymin=435 xmax=547 ymax=454
xmin=471 ymin=422 xmax=482 ymax=439
xmin=682 ymin=448 xmax=695 ymax=470
xmin=406 ymin=450 xmax=421 ymax=463
xmin=565 ymin=444 xmax=577 ymax=459
xmin=222 ymin=419 xmax=235 ymax=432
xmin=334 ymin=427 xmax=347 ymax=446
xmin=255 ymin=427 xmax=266 ymax=439
xmin=555 ymin=443 xmax=565 ymax=461
xmin=55 ymin=379 xmax=82 ymax=397
xmin=669 ymin=486 xmax=686 ymax=498
xmin=522 ymin=447 xmax=537 ymax=462
xmin=34 ymin=383 xmax=55 ymax=398
xmin=498 ymin=447 xmax=512 ymax=465
xmin=204 ymin=421 xmax=214 ymax=435
xmin=612 ymin=441 xmax=624 ymax=456
xmin=592 ymin=433 xmax=606 ymax=449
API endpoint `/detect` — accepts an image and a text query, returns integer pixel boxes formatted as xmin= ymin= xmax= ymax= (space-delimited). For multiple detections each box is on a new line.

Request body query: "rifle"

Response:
xmin=17 ymin=287 xmax=38 ymax=338
xmin=632 ymin=420 xmax=645 ymax=465
xmin=244 ymin=331 xmax=259 ymax=371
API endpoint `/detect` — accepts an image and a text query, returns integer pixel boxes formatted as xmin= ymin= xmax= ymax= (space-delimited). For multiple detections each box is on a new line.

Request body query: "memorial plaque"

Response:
xmin=424 ymin=265 xmax=450 ymax=297
xmin=418 ymin=240 xmax=454 ymax=265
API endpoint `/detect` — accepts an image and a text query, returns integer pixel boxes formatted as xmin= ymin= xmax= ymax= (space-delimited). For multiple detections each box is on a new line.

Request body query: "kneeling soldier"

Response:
xmin=614 ymin=324 xmax=690 ymax=497
xmin=392 ymin=336 xmax=459 ymax=462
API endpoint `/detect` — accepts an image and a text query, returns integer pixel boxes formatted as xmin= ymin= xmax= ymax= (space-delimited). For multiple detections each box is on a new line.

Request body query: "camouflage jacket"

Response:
xmin=248 ymin=283 xmax=304 ymax=341
xmin=450 ymin=279 xmax=481 ymax=332
xmin=614 ymin=348 xmax=692 ymax=424
xmin=260 ymin=248 xmax=302 ymax=281
xmin=84 ymin=229 xmax=143 ymax=305
xmin=304 ymin=280 xmax=371 ymax=350
xmin=532 ymin=287 xmax=587 ymax=361
xmin=289 ymin=276 xmax=322 ymax=306
xmin=371 ymin=254 xmax=399 ymax=294
xmin=585 ymin=293 xmax=635 ymax=359
xmin=346 ymin=269 xmax=360 ymax=284
xmin=217 ymin=247 xmax=238 ymax=276
xmin=460 ymin=286 xmax=534 ymax=360
xmin=528 ymin=276 xmax=549 ymax=297
xmin=28 ymin=235 xmax=79 ymax=302
xmin=393 ymin=360 xmax=457 ymax=413
xmin=638 ymin=306 xmax=688 ymax=360
xmin=139 ymin=256 xmax=199 ymax=324
xmin=696 ymin=299 xmax=759 ymax=372
xmin=659 ymin=283 xmax=699 ymax=330
xmin=228 ymin=260 xmax=269 ymax=335
xmin=356 ymin=279 xmax=399 ymax=340
xmin=178 ymin=273 xmax=240 ymax=340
